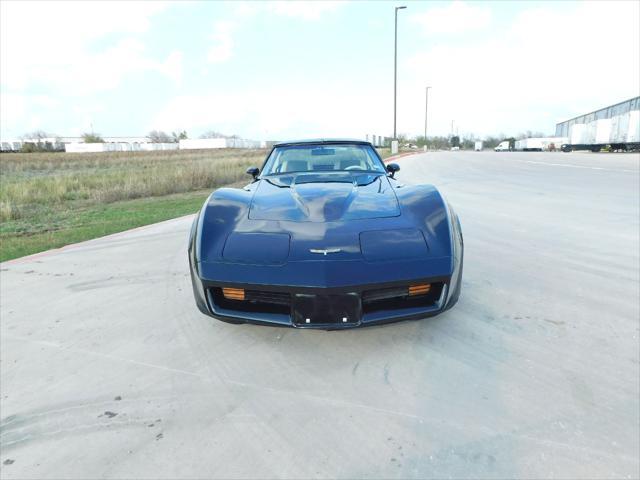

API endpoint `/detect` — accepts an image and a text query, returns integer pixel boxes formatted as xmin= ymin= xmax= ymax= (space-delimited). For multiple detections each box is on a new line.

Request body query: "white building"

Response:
xmin=179 ymin=138 xmax=262 ymax=150
xmin=555 ymin=96 xmax=640 ymax=147
xmin=65 ymin=142 xmax=178 ymax=153
xmin=1 ymin=134 xmax=265 ymax=153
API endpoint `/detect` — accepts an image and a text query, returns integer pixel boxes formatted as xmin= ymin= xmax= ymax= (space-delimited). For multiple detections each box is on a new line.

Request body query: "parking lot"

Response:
xmin=1 ymin=151 xmax=638 ymax=479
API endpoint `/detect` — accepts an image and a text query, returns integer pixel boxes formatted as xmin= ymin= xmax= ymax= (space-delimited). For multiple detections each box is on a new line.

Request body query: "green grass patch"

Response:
xmin=377 ymin=148 xmax=392 ymax=159
xmin=0 ymin=190 xmax=212 ymax=262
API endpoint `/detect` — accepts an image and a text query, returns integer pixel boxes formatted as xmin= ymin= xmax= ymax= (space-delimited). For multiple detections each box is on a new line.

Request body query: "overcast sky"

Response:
xmin=1 ymin=0 xmax=639 ymax=141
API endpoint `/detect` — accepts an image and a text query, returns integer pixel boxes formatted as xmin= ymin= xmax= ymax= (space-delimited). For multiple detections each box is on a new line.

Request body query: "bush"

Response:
xmin=20 ymin=141 xmax=60 ymax=153
xmin=82 ymin=133 xmax=104 ymax=143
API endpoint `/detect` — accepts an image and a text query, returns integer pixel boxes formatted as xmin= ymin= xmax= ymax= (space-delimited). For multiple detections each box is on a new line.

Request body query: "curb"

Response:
xmin=383 ymin=151 xmax=423 ymax=163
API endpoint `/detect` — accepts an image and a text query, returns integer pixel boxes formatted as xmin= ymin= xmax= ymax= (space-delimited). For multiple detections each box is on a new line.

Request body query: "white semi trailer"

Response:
xmin=555 ymin=96 xmax=640 ymax=152
xmin=514 ymin=137 xmax=568 ymax=151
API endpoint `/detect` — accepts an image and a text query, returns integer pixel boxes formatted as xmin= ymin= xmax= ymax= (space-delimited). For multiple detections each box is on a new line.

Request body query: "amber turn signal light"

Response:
xmin=222 ymin=287 xmax=245 ymax=300
xmin=408 ymin=284 xmax=431 ymax=296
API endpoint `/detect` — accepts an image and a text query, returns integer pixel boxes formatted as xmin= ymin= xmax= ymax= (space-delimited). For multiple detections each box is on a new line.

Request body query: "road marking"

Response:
xmin=522 ymin=159 xmax=637 ymax=173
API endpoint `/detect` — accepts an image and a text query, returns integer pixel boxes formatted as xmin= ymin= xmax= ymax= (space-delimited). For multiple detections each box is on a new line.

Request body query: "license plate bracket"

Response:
xmin=292 ymin=293 xmax=361 ymax=326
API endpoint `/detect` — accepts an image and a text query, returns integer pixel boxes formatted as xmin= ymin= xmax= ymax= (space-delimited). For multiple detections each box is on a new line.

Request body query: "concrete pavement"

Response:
xmin=1 ymin=151 xmax=638 ymax=479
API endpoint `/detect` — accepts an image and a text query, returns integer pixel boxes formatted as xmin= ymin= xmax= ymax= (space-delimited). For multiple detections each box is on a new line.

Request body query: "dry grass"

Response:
xmin=0 ymin=146 xmax=391 ymax=261
xmin=0 ymin=148 xmax=266 ymax=222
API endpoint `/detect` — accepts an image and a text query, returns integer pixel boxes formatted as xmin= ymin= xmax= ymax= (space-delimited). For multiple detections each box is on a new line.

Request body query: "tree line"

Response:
xmin=14 ymin=129 xmax=238 ymax=153
xmin=397 ymin=130 xmax=548 ymax=150
xmin=14 ymin=127 xmax=549 ymax=153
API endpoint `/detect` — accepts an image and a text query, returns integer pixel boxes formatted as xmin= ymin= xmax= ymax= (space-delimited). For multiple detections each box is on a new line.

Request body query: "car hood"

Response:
xmin=248 ymin=172 xmax=400 ymax=222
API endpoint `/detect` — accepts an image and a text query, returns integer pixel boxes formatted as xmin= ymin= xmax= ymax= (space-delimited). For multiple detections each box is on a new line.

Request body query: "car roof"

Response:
xmin=273 ymin=138 xmax=373 ymax=147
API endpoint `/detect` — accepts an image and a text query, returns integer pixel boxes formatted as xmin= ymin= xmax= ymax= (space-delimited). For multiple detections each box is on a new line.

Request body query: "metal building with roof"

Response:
xmin=555 ymin=97 xmax=640 ymax=151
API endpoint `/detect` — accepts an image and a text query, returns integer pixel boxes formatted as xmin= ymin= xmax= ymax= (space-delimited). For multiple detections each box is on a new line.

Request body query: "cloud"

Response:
xmin=159 ymin=51 xmax=184 ymax=85
xmin=208 ymin=21 xmax=237 ymax=63
xmin=0 ymin=1 xmax=179 ymax=94
xmin=45 ymin=39 xmax=182 ymax=94
xmin=210 ymin=0 xmax=345 ymax=63
xmin=232 ymin=1 xmax=344 ymax=20
xmin=267 ymin=1 xmax=344 ymax=21
xmin=149 ymin=83 xmax=387 ymax=140
xmin=0 ymin=94 xmax=61 ymax=139
xmin=1 ymin=0 xmax=181 ymax=138
xmin=232 ymin=1 xmax=262 ymax=17
xmin=402 ymin=1 xmax=639 ymax=137
xmin=411 ymin=1 xmax=491 ymax=35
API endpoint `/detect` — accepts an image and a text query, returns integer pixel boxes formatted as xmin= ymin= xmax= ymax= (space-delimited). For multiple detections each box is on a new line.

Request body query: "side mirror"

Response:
xmin=246 ymin=167 xmax=259 ymax=180
xmin=386 ymin=163 xmax=400 ymax=178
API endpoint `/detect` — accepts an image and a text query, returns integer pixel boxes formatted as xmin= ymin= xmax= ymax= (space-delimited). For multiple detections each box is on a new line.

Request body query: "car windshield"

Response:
xmin=262 ymin=144 xmax=386 ymax=175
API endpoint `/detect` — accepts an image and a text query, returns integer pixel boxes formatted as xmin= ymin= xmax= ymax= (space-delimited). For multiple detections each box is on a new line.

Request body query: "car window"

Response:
xmin=262 ymin=144 xmax=385 ymax=175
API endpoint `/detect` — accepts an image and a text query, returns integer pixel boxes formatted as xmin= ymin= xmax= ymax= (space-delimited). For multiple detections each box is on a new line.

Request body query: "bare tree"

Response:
xmin=199 ymin=130 xmax=226 ymax=139
xmin=461 ymin=134 xmax=476 ymax=150
xmin=148 ymin=130 xmax=173 ymax=143
xmin=483 ymin=136 xmax=502 ymax=149
xmin=21 ymin=130 xmax=51 ymax=140
xmin=517 ymin=130 xmax=546 ymax=140
xmin=19 ymin=130 xmax=63 ymax=152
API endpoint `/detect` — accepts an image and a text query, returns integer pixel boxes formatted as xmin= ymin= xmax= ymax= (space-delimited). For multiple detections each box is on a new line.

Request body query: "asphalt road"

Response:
xmin=1 ymin=151 xmax=639 ymax=479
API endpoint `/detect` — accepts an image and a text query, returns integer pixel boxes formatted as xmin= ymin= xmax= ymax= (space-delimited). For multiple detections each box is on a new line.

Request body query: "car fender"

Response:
xmin=394 ymin=184 xmax=463 ymax=307
xmin=394 ymin=184 xmax=455 ymax=258
xmin=191 ymin=186 xmax=254 ymax=264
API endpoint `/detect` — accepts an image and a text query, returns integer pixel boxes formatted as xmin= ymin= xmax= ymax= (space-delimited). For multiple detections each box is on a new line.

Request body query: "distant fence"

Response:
xmin=1 ymin=141 xmax=26 ymax=152
xmin=62 ymin=137 xmax=264 ymax=153
xmin=65 ymin=142 xmax=179 ymax=153
xmin=3 ymin=136 xmax=386 ymax=153
xmin=179 ymin=138 xmax=263 ymax=150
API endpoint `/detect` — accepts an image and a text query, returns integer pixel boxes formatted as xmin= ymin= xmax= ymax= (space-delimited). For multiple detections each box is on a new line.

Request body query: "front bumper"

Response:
xmin=192 ymin=274 xmax=453 ymax=329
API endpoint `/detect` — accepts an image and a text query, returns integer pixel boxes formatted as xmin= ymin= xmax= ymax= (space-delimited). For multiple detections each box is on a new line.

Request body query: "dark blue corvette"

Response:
xmin=188 ymin=139 xmax=463 ymax=328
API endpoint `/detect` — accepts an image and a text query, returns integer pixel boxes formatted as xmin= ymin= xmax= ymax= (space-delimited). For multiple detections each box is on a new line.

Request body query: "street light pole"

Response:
xmin=393 ymin=5 xmax=406 ymax=140
xmin=424 ymin=86 xmax=431 ymax=149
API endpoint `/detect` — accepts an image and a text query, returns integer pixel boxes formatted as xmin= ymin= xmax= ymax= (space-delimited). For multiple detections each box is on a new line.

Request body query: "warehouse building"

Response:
xmin=555 ymin=96 xmax=640 ymax=151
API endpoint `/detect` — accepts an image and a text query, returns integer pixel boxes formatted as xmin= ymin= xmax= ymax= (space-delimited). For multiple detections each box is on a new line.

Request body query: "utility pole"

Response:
xmin=393 ymin=5 xmax=407 ymax=140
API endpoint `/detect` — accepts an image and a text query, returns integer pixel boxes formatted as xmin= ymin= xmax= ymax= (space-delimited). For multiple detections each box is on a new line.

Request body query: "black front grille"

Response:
xmin=245 ymin=290 xmax=291 ymax=306
xmin=361 ymin=286 xmax=408 ymax=303
xmin=211 ymin=288 xmax=291 ymax=315
xmin=211 ymin=282 xmax=444 ymax=319
xmin=362 ymin=283 xmax=443 ymax=314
